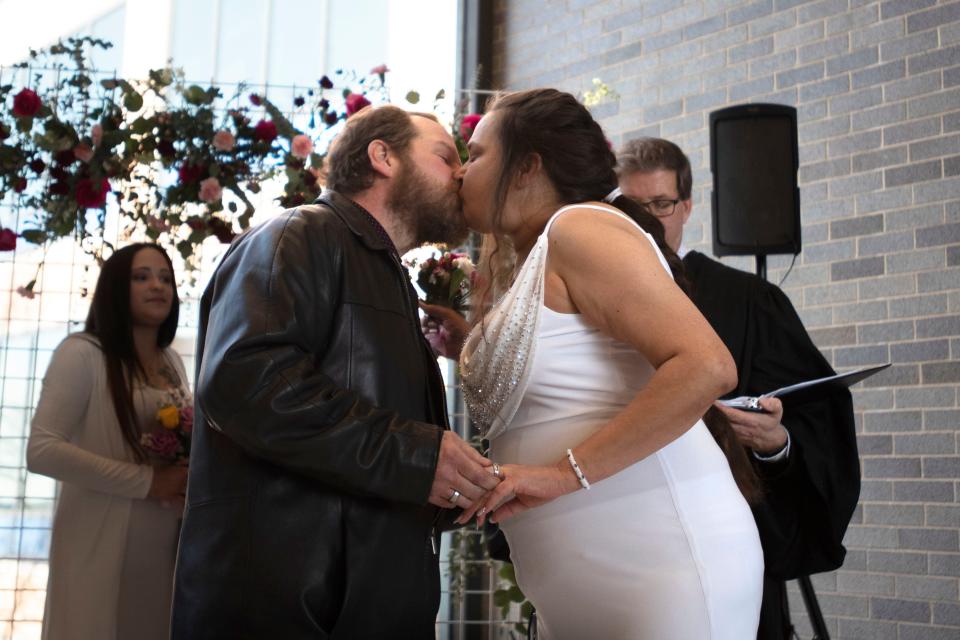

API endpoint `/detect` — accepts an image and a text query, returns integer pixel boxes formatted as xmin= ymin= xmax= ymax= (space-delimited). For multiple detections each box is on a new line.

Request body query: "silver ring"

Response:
xmin=492 ymin=463 xmax=501 ymax=478
xmin=448 ymin=489 xmax=461 ymax=504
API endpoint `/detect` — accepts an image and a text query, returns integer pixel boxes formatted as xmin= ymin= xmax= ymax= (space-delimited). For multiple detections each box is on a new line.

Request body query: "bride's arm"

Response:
xmin=463 ymin=207 xmax=737 ymax=524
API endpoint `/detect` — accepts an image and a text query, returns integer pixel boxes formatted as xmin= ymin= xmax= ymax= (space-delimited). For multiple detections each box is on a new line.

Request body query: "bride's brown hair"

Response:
xmin=473 ymin=88 xmax=763 ymax=504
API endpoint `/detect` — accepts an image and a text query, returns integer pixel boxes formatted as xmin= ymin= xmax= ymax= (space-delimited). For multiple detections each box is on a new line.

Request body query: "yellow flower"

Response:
xmin=156 ymin=405 xmax=180 ymax=429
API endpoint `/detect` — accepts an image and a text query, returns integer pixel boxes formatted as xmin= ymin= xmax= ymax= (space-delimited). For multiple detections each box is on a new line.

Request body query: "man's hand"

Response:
xmin=420 ymin=302 xmax=470 ymax=360
xmin=429 ymin=431 xmax=500 ymax=509
xmin=714 ymin=397 xmax=788 ymax=456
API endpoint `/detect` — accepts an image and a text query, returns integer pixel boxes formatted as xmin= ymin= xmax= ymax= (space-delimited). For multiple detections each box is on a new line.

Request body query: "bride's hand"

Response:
xmin=420 ymin=302 xmax=469 ymax=360
xmin=457 ymin=461 xmax=579 ymax=525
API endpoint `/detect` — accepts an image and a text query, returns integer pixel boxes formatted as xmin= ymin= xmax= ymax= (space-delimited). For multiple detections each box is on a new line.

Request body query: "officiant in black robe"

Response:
xmin=618 ymin=137 xmax=859 ymax=639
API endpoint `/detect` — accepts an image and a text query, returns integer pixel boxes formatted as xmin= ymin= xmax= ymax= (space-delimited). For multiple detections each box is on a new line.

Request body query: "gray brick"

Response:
xmin=812 ymin=592 xmax=870 ymax=618
xmin=700 ymin=24 xmax=749 ymax=53
xmin=868 ymin=550 xmax=929 ymax=574
xmin=907 ymin=2 xmax=960 ymax=34
xmin=660 ymin=76 xmax=703 ymax=104
xmin=838 ymin=571 xmax=896 ymax=597
xmin=798 ymin=34 xmax=851 ymax=64
xmin=895 ymin=386 xmax=957 ymax=408
xmin=800 ymin=75 xmax=851 ymax=101
xmin=749 ymin=7 xmax=797 ymax=38
xmin=923 ymin=457 xmax=960 ymax=478
xmin=844 ymin=524 xmax=900 ymax=548
xmin=604 ymin=41 xmax=644 ymax=65
xmin=919 ymin=268 xmax=960 ymax=293
xmin=881 ymin=0 xmax=938 ymax=19
xmin=833 ymin=256 xmax=886 ymax=281
xmin=933 ymin=601 xmax=960 ymax=625
xmin=917 ymin=315 xmax=960 ymax=338
xmin=925 ymin=410 xmax=960 ymax=429
xmin=809 ymin=324 xmax=857 ymax=346
xmin=900 ymin=622 xmax=960 ymax=640
xmin=864 ymin=503 xmax=925 ymax=525
xmin=883 ymin=116 xmax=942 ymax=145
xmin=908 ymin=44 xmax=960 ymax=75
xmin=830 ymin=86 xmax=884 ymax=116
xmin=949 ymin=245 xmax=960 ymax=265
xmin=858 ymin=434 xmax=894 ymax=455
xmin=835 ymin=299 xmax=889 ymax=323
xmin=684 ymin=89 xmax=727 ymax=113
xmin=862 ymin=363 xmax=920 ymax=386
xmin=827 ymin=47 xmax=880 ymax=76
xmin=852 ymin=59 xmax=907 ymax=89
xmin=909 ymin=88 xmax=960 ymax=118
xmin=916 ymin=176 xmax=960 ymax=204
xmin=859 ymin=274 xmax=918 ymax=300
xmin=801 ymin=157 xmax=851 ymax=183
xmin=729 ymin=75 xmax=774 ymax=101
xmin=830 ymin=129 xmax=883 ymax=157
xmin=776 ymin=61 xmax=824 ymax=88
xmin=917 ymin=224 xmax=960 ymax=248
xmin=886 ymin=204 xmax=945 ymax=231
xmin=881 ymin=30 xmax=941 ymax=62
xmin=871 ymin=597 xmax=932 ymax=623
xmin=861 ymin=478 xmax=895 ymax=499
xmin=852 ymin=103 xmax=907 ymax=132
xmin=863 ymin=457 xmax=922 ymax=478
xmin=683 ymin=14 xmax=726 ymax=40
xmin=890 ymin=296 xmax=950 ymax=320
xmin=910 ymin=134 xmax=960 ymax=161
xmin=729 ymin=37 xmax=774 ymax=64
xmin=946 ymin=64 xmax=960 ymax=88
xmin=643 ymin=100 xmax=682 ymax=122
xmin=729 ymin=0 xmax=774 ymax=27
xmin=702 ymin=63 xmax=749 ymax=90
xmin=831 ymin=213 xmax=884 ymax=238
xmin=886 ymin=160 xmax=943 ymax=187
xmin=800 ymin=114 xmax=852 ymax=141
xmin=798 ymin=0 xmax=849 ymax=23
xmin=946 ymin=155 xmax=960 ymax=177
xmin=926 ymin=505 xmax=960 ymax=527
xmin=805 ymin=238 xmax=857 ymax=263
xmin=644 ymin=28 xmax=684 ymax=52
xmin=775 ymin=19 xmax=826 ymax=50
xmin=835 ymin=344 xmax=891 ymax=366
xmin=837 ymin=618 xmax=898 ymax=640
xmin=895 ymin=433 xmax=956 ymax=455
xmin=850 ymin=13 xmax=902 ymax=46
xmin=661 ymin=113 xmax=703 ymax=136
xmin=922 ymin=361 xmax=960 ymax=383
xmin=831 ymin=170 xmax=883 ymax=196
xmin=886 ymin=70 xmax=944 ymax=102
xmin=894 ymin=480 xmax=956 ymax=502
xmin=886 ymin=248 xmax=946 ymax=274
xmin=852 ymin=146 xmax=909 ymax=172
xmin=860 ymin=230 xmax=917 ymax=256
xmin=928 ymin=552 xmax=960 ymax=577
xmin=863 ymin=410 xmax=923 ymax=433
xmin=900 ymin=528 xmax=960 ymax=552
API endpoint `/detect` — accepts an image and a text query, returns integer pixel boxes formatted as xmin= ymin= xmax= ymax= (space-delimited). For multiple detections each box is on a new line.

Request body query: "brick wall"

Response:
xmin=492 ymin=1 xmax=959 ymax=637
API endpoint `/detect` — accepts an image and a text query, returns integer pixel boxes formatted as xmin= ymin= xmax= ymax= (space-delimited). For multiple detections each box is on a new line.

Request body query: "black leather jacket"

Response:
xmin=172 ymin=191 xmax=449 ymax=639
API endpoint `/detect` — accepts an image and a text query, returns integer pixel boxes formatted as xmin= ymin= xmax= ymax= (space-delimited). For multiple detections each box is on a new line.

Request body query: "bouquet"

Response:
xmin=141 ymin=403 xmax=193 ymax=463
xmin=408 ymin=251 xmax=477 ymax=314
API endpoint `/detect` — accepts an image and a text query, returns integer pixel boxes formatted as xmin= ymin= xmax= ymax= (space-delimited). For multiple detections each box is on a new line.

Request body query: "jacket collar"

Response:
xmin=316 ymin=190 xmax=397 ymax=255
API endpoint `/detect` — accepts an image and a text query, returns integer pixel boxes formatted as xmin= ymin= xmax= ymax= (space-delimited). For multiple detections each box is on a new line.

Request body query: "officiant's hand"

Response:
xmin=714 ymin=397 xmax=787 ymax=456
xmin=420 ymin=302 xmax=470 ymax=360
xmin=429 ymin=431 xmax=500 ymax=510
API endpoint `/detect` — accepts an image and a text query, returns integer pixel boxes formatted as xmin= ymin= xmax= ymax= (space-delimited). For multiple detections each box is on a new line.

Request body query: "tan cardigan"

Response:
xmin=27 ymin=333 xmax=187 ymax=640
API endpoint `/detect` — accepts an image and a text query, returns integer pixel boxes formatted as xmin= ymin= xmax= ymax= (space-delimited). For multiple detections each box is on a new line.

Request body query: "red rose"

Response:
xmin=54 ymin=149 xmax=76 ymax=165
xmin=12 ymin=88 xmax=42 ymax=118
xmin=0 ymin=228 xmax=17 ymax=251
xmin=249 ymin=94 xmax=262 ymax=106
xmin=157 ymin=139 xmax=176 ymax=159
xmin=207 ymin=217 xmax=236 ymax=244
xmin=459 ymin=114 xmax=483 ymax=142
xmin=253 ymin=120 xmax=277 ymax=143
xmin=186 ymin=217 xmax=205 ymax=231
xmin=345 ymin=93 xmax=371 ymax=117
xmin=75 ymin=178 xmax=110 ymax=209
xmin=177 ymin=163 xmax=205 ymax=184
xmin=49 ymin=181 xmax=70 ymax=195
xmin=13 ymin=177 xmax=27 ymax=192
xmin=323 ymin=111 xmax=339 ymax=125
xmin=29 ymin=159 xmax=46 ymax=173
xmin=319 ymin=76 xmax=334 ymax=89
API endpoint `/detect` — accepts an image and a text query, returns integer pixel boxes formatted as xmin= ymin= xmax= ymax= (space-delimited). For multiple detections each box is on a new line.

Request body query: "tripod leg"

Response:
xmin=798 ymin=575 xmax=830 ymax=640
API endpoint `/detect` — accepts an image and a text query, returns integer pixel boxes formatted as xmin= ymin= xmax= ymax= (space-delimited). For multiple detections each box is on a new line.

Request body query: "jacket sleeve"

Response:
xmin=27 ymin=336 xmax=154 ymax=499
xmin=748 ymin=284 xmax=860 ymax=579
xmin=196 ymin=211 xmax=442 ymax=505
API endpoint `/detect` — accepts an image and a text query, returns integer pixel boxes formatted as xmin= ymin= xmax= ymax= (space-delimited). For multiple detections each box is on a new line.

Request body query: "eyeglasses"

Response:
xmin=639 ymin=199 xmax=681 ymax=217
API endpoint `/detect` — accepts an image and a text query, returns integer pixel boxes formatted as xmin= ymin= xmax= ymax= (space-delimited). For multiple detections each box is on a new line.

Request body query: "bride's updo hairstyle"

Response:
xmin=477 ymin=88 xmax=763 ymax=504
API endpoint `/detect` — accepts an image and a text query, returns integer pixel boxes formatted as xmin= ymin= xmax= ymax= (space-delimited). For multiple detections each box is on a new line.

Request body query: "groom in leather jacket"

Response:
xmin=172 ymin=105 xmax=499 ymax=639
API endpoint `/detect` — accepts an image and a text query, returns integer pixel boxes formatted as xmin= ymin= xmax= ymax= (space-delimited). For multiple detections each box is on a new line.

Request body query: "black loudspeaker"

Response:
xmin=709 ymin=103 xmax=801 ymax=257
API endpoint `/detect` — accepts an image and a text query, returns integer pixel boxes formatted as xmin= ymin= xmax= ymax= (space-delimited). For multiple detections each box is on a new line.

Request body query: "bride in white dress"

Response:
xmin=451 ymin=89 xmax=763 ymax=638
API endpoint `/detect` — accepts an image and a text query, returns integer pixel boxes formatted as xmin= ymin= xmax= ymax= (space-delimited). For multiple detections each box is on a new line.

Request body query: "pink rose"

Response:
xmin=91 ymin=124 xmax=103 ymax=147
xmin=212 ymin=130 xmax=236 ymax=152
xmin=253 ymin=120 xmax=278 ymax=142
xmin=16 ymin=283 xmax=36 ymax=299
xmin=459 ymin=114 xmax=483 ymax=142
xmin=73 ymin=143 xmax=94 ymax=163
xmin=198 ymin=176 xmax=223 ymax=202
xmin=148 ymin=217 xmax=171 ymax=233
xmin=291 ymin=134 xmax=313 ymax=159
xmin=142 ymin=430 xmax=180 ymax=458
xmin=370 ymin=64 xmax=389 ymax=75
xmin=345 ymin=93 xmax=371 ymax=117
xmin=180 ymin=406 xmax=194 ymax=434
xmin=0 ymin=228 xmax=18 ymax=251
xmin=12 ymin=88 xmax=42 ymax=118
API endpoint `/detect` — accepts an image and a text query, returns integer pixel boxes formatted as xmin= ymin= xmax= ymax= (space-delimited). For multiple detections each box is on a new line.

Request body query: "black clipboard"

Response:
xmin=719 ymin=363 xmax=892 ymax=412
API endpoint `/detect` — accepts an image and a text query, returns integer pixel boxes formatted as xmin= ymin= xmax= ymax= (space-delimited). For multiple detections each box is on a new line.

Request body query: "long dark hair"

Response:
xmin=483 ymin=88 xmax=763 ymax=503
xmin=84 ymin=243 xmax=179 ymax=462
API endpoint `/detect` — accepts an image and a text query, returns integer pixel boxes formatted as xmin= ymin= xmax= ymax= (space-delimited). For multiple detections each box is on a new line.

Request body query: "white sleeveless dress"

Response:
xmin=461 ymin=205 xmax=763 ymax=639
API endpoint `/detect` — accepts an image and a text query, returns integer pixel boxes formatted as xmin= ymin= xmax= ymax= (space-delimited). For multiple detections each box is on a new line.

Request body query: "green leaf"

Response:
xmin=184 ymin=84 xmax=208 ymax=105
xmin=123 ymin=92 xmax=143 ymax=112
xmin=19 ymin=229 xmax=46 ymax=244
xmin=262 ymin=98 xmax=299 ymax=140
xmin=405 ymin=90 xmax=420 ymax=104
xmin=435 ymin=89 xmax=446 ymax=101
xmin=100 ymin=79 xmax=119 ymax=90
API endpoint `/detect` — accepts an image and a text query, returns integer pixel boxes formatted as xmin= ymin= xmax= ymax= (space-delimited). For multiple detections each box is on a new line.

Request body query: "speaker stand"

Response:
xmin=755 ymin=254 xmax=767 ymax=280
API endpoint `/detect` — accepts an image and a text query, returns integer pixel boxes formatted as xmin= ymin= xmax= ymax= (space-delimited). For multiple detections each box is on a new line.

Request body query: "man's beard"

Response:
xmin=388 ymin=159 xmax=468 ymax=247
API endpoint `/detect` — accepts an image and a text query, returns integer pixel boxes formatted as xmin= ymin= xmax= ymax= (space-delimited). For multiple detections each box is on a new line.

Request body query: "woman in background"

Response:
xmin=28 ymin=243 xmax=190 ymax=640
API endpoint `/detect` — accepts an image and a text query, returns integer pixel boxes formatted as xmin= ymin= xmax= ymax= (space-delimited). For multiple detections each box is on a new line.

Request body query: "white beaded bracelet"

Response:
xmin=566 ymin=448 xmax=591 ymax=490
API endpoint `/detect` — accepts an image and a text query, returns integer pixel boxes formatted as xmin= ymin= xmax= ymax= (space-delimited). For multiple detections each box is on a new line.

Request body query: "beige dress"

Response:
xmin=28 ymin=334 xmax=190 ymax=640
